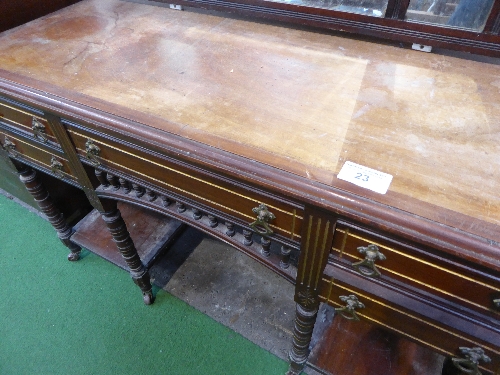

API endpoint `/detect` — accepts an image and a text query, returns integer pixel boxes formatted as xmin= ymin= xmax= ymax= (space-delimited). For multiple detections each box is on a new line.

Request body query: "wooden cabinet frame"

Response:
xmin=150 ymin=0 xmax=500 ymax=56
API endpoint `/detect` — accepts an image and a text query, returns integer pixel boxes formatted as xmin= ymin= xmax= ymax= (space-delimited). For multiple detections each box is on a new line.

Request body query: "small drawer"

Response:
xmin=65 ymin=123 xmax=304 ymax=242
xmin=330 ymin=222 xmax=500 ymax=319
xmin=318 ymin=265 xmax=500 ymax=374
xmin=0 ymin=132 xmax=74 ymax=181
xmin=0 ymin=98 xmax=58 ymax=145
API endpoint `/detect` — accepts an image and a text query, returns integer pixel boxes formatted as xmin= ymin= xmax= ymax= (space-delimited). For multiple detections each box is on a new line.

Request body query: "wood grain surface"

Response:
xmin=0 ymin=0 xmax=498 ymax=249
xmin=308 ymin=314 xmax=445 ymax=375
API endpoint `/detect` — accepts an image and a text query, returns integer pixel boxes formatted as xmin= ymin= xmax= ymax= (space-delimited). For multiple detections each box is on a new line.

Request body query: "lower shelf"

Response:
xmin=71 ymin=201 xmax=185 ymax=271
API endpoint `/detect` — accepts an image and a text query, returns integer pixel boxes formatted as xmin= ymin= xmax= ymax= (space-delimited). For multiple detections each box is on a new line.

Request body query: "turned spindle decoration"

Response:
xmin=192 ymin=208 xmax=202 ymax=220
xmin=119 ymin=177 xmax=131 ymax=193
xmin=261 ymin=237 xmax=271 ymax=257
xmin=95 ymin=169 xmax=110 ymax=188
xmin=208 ymin=214 xmax=218 ymax=228
xmin=243 ymin=229 xmax=253 ymax=246
xmin=106 ymin=173 xmax=120 ymax=190
xmin=225 ymin=222 xmax=235 ymax=237
xmin=176 ymin=202 xmax=186 ymax=213
xmin=161 ymin=196 xmax=171 ymax=207
xmin=132 ymin=183 xmax=145 ymax=198
xmin=145 ymin=188 xmax=157 ymax=202
xmin=280 ymin=246 xmax=292 ymax=269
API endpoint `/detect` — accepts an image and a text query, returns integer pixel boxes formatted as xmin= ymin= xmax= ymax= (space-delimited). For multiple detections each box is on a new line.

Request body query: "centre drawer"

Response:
xmin=329 ymin=222 xmax=500 ymax=321
xmin=64 ymin=122 xmax=304 ymax=243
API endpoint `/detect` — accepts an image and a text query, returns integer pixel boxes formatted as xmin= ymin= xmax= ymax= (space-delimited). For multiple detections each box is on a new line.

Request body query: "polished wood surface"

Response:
xmin=0 ymin=2 xmax=499 ymax=373
xmin=0 ymin=0 xmax=498 ymax=247
xmin=308 ymin=310 xmax=445 ymax=375
xmin=317 ymin=263 xmax=500 ymax=374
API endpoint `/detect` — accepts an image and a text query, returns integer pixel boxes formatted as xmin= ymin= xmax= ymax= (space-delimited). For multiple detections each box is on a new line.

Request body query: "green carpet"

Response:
xmin=0 ymin=194 xmax=288 ymax=375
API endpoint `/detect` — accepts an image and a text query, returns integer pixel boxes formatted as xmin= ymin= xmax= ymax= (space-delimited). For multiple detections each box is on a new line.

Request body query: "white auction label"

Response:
xmin=337 ymin=161 xmax=393 ymax=194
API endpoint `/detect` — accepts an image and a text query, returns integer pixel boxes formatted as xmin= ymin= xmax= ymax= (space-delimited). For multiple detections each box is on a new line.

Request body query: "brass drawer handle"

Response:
xmin=249 ymin=203 xmax=275 ymax=237
xmin=493 ymin=298 xmax=500 ymax=310
xmin=2 ymin=137 xmax=19 ymax=158
xmin=452 ymin=347 xmax=491 ymax=375
xmin=352 ymin=244 xmax=386 ymax=278
xmin=335 ymin=294 xmax=365 ymax=321
xmin=50 ymin=156 xmax=64 ymax=178
xmin=85 ymin=139 xmax=101 ymax=167
xmin=32 ymin=118 xmax=48 ymax=143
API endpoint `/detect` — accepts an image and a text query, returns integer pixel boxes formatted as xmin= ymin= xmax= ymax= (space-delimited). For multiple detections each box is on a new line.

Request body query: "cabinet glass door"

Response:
xmin=264 ymin=0 xmax=388 ymax=16
xmin=406 ymin=0 xmax=496 ymax=30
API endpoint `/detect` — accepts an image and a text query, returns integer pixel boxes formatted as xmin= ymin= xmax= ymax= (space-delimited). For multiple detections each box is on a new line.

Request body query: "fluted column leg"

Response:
xmin=16 ymin=162 xmax=81 ymax=261
xmin=100 ymin=198 xmax=154 ymax=305
xmin=288 ymin=207 xmax=335 ymax=375
xmin=287 ymin=302 xmax=318 ymax=375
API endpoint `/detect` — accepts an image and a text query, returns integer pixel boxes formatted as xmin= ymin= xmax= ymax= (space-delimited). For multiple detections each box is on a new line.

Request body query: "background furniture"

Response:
xmin=0 ymin=0 xmax=80 ymax=33
xmin=145 ymin=0 xmax=500 ymax=56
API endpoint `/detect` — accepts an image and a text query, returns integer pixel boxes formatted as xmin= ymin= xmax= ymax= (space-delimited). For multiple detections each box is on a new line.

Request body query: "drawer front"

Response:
xmin=330 ymin=222 xmax=500 ymax=319
xmin=0 ymin=98 xmax=58 ymax=145
xmin=0 ymin=131 xmax=75 ymax=182
xmin=66 ymin=125 xmax=304 ymax=243
xmin=318 ymin=265 xmax=500 ymax=374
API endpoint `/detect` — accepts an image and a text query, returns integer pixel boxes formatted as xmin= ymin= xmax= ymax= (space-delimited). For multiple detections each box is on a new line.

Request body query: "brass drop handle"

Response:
xmin=352 ymin=244 xmax=386 ymax=278
xmin=493 ymin=298 xmax=500 ymax=310
xmin=50 ymin=156 xmax=64 ymax=178
xmin=451 ymin=347 xmax=491 ymax=375
xmin=2 ymin=137 xmax=18 ymax=158
xmin=335 ymin=294 xmax=365 ymax=321
xmin=85 ymin=139 xmax=101 ymax=167
xmin=32 ymin=118 xmax=48 ymax=143
xmin=249 ymin=203 xmax=275 ymax=237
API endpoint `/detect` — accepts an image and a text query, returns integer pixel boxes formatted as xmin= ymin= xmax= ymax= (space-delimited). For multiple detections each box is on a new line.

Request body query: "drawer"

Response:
xmin=330 ymin=222 xmax=500 ymax=320
xmin=0 ymin=98 xmax=58 ymax=145
xmin=318 ymin=264 xmax=500 ymax=374
xmin=0 ymin=131 xmax=75 ymax=182
xmin=65 ymin=123 xmax=304 ymax=242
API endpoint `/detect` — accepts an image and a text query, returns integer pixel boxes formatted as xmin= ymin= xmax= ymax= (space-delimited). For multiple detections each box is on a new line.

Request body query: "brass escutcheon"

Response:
xmin=334 ymin=294 xmax=365 ymax=321
xmin=2 ymin=137 xmax=18 ymax=158
xmin=451 ymin=347 xmax=491 ymax=375
xmin=85 ymin=139 xmax=101 ymax=167
xmin=50 ymin=156 xmax=64 ymax=178
xmin=352 ymin=244 xmax=386 ymax=278
xmin=32 ymin=118 xmax=48 ymax=143
xmin=249 ymin=203 xmax=275 ymax=237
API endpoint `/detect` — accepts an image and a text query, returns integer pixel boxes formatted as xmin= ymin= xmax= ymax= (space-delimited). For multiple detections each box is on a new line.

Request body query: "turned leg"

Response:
xmin=15 ymin=162 xmax=81 ymax=261
xmin=99 ymin=198 xmax=154 ymax=305
xmin=287 ymin=302 xmax=319 ymax=375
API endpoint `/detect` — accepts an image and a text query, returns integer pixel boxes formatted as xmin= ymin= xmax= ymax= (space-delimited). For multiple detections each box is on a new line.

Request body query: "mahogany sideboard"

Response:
xmin=0 ymin=1 xmax=498 ymax=374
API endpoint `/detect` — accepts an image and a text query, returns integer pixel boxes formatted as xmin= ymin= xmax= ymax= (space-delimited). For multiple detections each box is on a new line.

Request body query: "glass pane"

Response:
xmin=406 ymin=0 xmax=495 ymax=30
xmin=266 ymin=0 xmax=388 ymax=17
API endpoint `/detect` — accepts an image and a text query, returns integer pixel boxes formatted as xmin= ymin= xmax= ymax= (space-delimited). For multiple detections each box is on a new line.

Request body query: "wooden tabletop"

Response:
xmin=0 ymin=0 xmax=499 ymax=247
